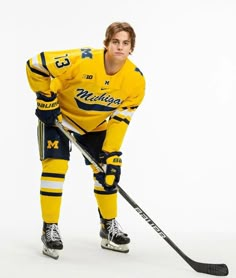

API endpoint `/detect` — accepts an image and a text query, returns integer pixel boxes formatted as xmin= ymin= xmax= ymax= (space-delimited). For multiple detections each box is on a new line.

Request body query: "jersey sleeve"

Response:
xmin=102 ymin=75 xmax=145 ymax=152
xmin=26 ymin=49 xmax=81 ymax=97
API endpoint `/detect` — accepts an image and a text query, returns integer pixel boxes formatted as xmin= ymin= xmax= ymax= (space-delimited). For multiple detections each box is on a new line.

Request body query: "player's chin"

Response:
xmin=114 ymin=55 xmax=127 ymax=62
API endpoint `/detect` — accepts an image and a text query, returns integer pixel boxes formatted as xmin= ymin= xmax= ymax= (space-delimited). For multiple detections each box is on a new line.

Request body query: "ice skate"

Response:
xmin=41 ymin=222 xmax=63 ymax=259
xmin=100 ymin=218 xmax=130 ymax=253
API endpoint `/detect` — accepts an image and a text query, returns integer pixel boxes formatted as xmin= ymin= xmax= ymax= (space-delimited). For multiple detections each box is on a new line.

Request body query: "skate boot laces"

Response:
xmin=46 ymin=224 xmax=61 ymax=242
xmin=106 ymin=219 xmax=124 ymax=241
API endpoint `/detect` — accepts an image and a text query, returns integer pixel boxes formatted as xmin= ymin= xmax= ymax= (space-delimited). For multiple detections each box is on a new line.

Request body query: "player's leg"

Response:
xmin=92 ymin=165 xmax=130 ymax=253
xmin=37 ymin=121 xmax=70 ymax=258
xmin=74 ymin=130 xmax=130 ymax=253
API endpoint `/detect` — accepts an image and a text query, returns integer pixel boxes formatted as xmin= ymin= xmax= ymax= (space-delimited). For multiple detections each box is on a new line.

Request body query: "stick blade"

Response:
xmin=190 ymin=260 xmax=229 ymax=276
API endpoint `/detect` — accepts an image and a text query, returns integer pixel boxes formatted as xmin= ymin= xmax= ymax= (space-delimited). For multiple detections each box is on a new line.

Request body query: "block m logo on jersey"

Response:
xmin=47 ymin=140 xmax=59 ymax=149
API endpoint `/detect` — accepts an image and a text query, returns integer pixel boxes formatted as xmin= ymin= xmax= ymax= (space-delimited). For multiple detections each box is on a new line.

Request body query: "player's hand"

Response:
xmin=35 ymin=92 xmax=62 ymax=126
xmin=97 ymin=151 xmax=122 ymax=191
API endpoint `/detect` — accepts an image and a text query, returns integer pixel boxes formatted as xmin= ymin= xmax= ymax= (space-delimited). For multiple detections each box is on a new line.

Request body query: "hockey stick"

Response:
xmin=55 ymin=120 xmax=229 ymax=276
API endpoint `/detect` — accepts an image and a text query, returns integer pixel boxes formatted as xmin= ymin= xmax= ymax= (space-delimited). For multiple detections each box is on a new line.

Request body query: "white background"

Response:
xmin=1 ymin=0 xmax=235 ymax=277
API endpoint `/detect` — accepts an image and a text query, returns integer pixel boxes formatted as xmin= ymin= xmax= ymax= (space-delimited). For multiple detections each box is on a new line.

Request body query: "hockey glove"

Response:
xmin=97 ymin=151 xmax=122 ymax=191
xmin=35 ymin=92 xmax=62 ymax=126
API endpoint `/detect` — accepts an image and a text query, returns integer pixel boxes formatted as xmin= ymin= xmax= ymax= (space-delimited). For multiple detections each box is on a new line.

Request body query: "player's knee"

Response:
xmin=42 ymin=158 xmax=69 ymax=174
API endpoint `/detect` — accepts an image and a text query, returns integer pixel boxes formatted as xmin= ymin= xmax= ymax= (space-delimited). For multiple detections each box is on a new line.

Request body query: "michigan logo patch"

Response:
xmin=47 ymin=140 xmax=59 ymax=149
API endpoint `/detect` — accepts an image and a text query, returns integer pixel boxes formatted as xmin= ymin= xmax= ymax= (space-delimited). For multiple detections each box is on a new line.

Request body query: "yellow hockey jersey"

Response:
xmin=26 ymin=48 xmax=145 ymax=152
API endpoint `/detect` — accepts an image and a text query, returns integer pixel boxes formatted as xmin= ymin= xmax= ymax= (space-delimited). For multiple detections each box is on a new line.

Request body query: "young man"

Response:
xmin=26 ymin=22 xmax=145 ymax=259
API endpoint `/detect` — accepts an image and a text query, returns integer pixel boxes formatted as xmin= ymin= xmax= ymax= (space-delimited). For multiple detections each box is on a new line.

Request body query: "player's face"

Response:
xmin=106 ymin=31 xmax=132 ymax=62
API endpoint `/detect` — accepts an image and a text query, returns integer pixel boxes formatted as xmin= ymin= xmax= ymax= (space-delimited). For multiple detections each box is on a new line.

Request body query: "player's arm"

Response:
xmin=26 ymin=49 xmax=80 ymax=125
xmin=97 ymin=80 xmax=145 ymax=191
xmin=26 ymin=49 xmax=79 ymax=96
xmin=102 ymin=81 xmax=145 ymax=153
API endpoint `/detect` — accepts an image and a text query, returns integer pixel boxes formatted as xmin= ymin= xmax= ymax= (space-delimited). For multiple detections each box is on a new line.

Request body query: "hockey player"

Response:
xmin=26 ymin=22 xmax=145 ymax=259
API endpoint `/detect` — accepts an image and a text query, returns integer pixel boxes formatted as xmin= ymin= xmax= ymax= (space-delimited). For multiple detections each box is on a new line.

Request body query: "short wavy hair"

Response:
xmin=104 ymin=22 xmax=136 ymax=52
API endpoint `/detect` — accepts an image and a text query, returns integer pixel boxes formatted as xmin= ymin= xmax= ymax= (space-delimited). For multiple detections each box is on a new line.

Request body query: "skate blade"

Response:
xmin=42 ymin=245 xmax=60 ymax=260
xmin=101 ymin=238 xmax=129 ymax=253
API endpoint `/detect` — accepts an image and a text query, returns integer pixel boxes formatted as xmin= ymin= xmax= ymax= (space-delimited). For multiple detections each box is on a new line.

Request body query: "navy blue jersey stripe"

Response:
xmin=40 ymin=52 xmax=54 ymax=78
xmin=113 ymin=116 xmax=130 ymax=125
xmin=75 ymin=98 xmax=117 ymax=112
xmin=27 ymin=61 xmax=49 ymax=77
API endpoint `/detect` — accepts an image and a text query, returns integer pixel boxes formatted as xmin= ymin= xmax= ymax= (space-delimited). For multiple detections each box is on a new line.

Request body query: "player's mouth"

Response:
xmin=115 ymin=52 xmax=124 ymax=56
